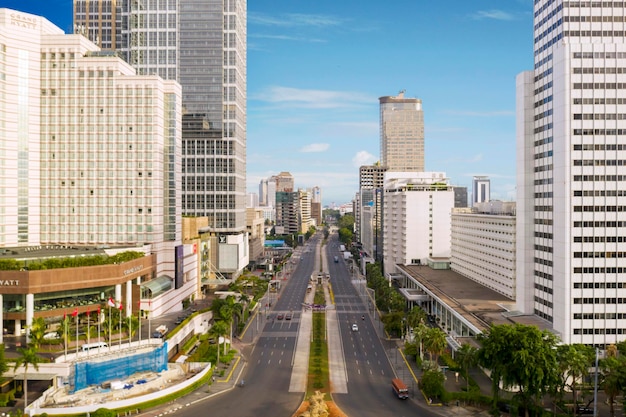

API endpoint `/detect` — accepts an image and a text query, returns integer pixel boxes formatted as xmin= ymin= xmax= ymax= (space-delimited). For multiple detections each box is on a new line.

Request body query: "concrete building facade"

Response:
xmin=74 ymin=0 xmax=249 ymax=278
xmin=382 ymin=172 xmax=454 ymax=276
xmin=379 ymin=92 xmax=425 ymax=172
xmin=517 ymin=0 xmax=626 ymax=345
xmin=451 ymin=203 xmax=516 ymax=299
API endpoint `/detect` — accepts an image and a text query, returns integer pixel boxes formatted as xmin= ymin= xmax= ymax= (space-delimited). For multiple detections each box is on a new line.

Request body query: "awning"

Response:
xmin=140 ymin=275 xmax=173 ymax=297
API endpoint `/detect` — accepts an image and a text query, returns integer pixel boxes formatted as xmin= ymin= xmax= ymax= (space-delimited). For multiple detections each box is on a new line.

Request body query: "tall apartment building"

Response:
xmin=472 ymin=176 xmax=490 ymax=207
xmin=517 ymin=0 xmax=626 ymax=345
xmin=275 ymin=191 xmax=299 ymax=235
xmin=74 ymin=0 xmax=248 ymax=276
xmin=1 ymin=8 xmax=182 ymax=249
xmin=379 ymin=91 xmax=425 ymax=172
xmin=310 ymin=186 xmax=322 ymax=226
xmin=357 ymin=164 xmax=387 ymax=260
xmin=382 ymin=172 xmax=454 ymax=276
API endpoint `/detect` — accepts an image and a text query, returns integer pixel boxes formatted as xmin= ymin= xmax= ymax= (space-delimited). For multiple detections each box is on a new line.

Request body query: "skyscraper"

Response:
xmin=74 ymin=0 xmax=248 ymax=277
xmin=517 ymin=0 xmax=626 ymax=345
xmin=379 ymin=91 xmax=424 ymax=172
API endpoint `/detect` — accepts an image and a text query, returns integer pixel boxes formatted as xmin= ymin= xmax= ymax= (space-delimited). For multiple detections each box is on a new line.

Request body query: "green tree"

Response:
xmin=337 ymin=214 xmax=355 ymax=230
xmin=421 ymin=369 xmax=445 ymax=401
xmin=338 ymin=227 xmax=353 ymax=246
xmin=600 ymin=351 xmax=626 ymax=417
xmin=0 ymin=344 xmax=8 ymax=379
xmin=423 ymin=327 xmax=447 ymax=365
xmin=413 ymin=322 xmax=429 ymax=361
xmin=456 ymin=343 xmax=479 ymax=394
xmin=556 ymin=344 xmax=594 ymax=414
xmin=477 ymin=324 xmax=560 ymax=417
xmin=13 ymin=346 xmax=42 ymax=408
xmin=28 ymin=317 xmax=47 ymax=349
xmin=209 ymin=321 xmax=229 ymax=366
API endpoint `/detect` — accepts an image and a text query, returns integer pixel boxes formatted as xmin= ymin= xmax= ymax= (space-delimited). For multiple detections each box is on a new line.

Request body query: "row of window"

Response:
xmin=574 ymin=190 xmax=626 ymax=197
xmin=574 ymin=98 xmax=626 ymax=105
xmin=574 ymin=220 xmax=626 ymax=227
xmin=575 ymin=313 xmax=626 ymax=320
xmin=535 ymin=256 xmax=553 ymax=268
xmin=574 ymin=144 xmax=626 ymax=151
xmin=573 ymin=51 xmax=626 ymax=59
xmin=534 ymin=296 xmax=554 ymax=309
xmin=566 ymin=15 xmax=626 ymax=22
xmin=574 ymin=82 xmax=626 ymax=90
xmin=574 ymin=159 xmax=626 ymax=166
xmin=566 ymin=30 xmax=626 ymax=38
xmin=573 ymin=67 xmax=626 ymax=74
xmin=534 ymin=269 xmax=553 ymax=282
xmin=574 ymin=281 xmax=626 ymax=288
xmin=574 ymin=297 xmax=626 ymax=304
xmin=574 ymin=251 xmax=626 ymax=258
xmin=535 ymin=283 xmax=553 ymax=294
xmin=574 ymin=113 xmax=626 ymax=120
xmin=574 ymin=175 xmax=626 ymax=183
xmin=575 ymin=236 xmax=626 ymax=243
xmin=574 ymin=128 xmax=626 ymax=135
xmin=574 ymin=266 xmax=626 ymax=275
xmin=574 ymin=206 xmax=626 ymax=212
xmin=573 ymin=328 xmax=626 ymax=335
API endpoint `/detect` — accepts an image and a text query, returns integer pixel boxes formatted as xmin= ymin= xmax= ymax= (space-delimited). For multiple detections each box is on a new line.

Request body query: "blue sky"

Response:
xmin=3 ymin=0 xmax=533 ymax=205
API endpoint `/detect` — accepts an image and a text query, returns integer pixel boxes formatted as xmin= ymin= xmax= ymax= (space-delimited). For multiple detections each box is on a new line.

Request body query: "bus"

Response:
xmin=392 ymin=378 xmax=409 ymax=399
xmin=82 ymin=342 xmax=108 ymax=352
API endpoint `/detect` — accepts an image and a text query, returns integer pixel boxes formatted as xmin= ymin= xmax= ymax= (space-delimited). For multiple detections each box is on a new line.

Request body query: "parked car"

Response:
xmin=277 ymin=313 xmax=284 ymax=320
xmin=285 ymin=313 xmax=292 ymax=320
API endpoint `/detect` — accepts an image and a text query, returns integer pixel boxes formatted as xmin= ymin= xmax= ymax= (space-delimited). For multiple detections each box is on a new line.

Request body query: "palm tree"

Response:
xmin=28 ymin=317 xmax=47 ymax=349
xmin=413 ymin=322 xmax=429 ymax=361
xmin=456 ymin=343 xmax=478 ymax=393
xmin=209 ymin=321 xmax=229 ymax=367
xmin=13 ymin=346 xmax=42 ymax=409
xmin=424 ymin=327 xmax=447 ymax=365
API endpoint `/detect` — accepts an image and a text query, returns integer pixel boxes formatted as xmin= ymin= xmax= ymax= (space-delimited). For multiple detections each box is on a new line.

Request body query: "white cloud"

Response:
xmin=469 ymin=10 xmax=516 ymax=21
xmin=352 ymin=151 xmax=377 ymax=168
xmin=249 ymin=12 xmax=344 ymax=28
xmin=300 ymin=143 xmax=330 ymax=153
xmin=252 ymin=86 xmax=373 ymax=109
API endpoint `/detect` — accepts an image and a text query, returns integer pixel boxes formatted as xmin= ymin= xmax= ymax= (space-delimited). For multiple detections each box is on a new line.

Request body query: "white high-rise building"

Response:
xmin=382 ymin=172 xmax=454 ymax=276
xmin=517 ymin=0 xmax=626 ymax=345
xmin=0 ymin=8 xmax=182 ymax=268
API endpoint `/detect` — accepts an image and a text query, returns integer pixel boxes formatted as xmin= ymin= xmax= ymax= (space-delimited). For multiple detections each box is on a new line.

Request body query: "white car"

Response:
xmin=351 ymin=324 xmax=358 ymax=332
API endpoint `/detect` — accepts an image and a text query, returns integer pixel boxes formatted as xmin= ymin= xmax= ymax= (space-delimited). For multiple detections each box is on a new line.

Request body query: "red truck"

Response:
xmin=392 ymin=378 xmax=409 ymax=399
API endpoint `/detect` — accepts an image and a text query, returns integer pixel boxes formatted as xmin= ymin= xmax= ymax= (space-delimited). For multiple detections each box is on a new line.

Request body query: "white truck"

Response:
xmin=339 ymin=245 xmax=346 ymax=252
xmin=343 ymin=251 xmax=351 ymax=260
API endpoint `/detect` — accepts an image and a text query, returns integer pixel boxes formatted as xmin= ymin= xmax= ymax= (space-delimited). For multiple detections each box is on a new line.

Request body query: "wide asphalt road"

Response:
xmin=176 ymin=236 xmax=320 ymax=417
xmin=326 ymin=235 xmax=440 ymax=417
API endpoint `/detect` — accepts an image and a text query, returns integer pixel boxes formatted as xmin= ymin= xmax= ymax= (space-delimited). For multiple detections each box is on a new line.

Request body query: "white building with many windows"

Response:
xmin=451 ymin=203 xmax=516 ymax=299
xmin=517 ymin=0 xmax=626 ymax=345
xmin=1 ymin=8 xmax=182 ymax=252
xmin=382 ymin=172 xmax=454 ymax=276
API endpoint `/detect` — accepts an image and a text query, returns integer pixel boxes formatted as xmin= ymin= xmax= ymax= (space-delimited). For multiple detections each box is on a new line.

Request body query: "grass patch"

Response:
xmin=306 ymin=303 xmax=330 ymax=400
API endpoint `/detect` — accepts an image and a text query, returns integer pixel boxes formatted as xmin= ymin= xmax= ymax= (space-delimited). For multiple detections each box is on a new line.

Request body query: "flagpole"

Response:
xmin=97 ymin=307 xmax=101 ymax=353
xmin=138 ymin=301 xmax=142 ymax=346
xmin=119 ymin=302 xmax=122 ymax=350
xmin=75 ymin=310 xmax=78 ymax=355
xmin=64 ymin=312 xmax=67 ymax=361
xmin=87 ymin=309 xmax=90 ymax=351
xmin=108 ymin=304 xmax=112 ymax=351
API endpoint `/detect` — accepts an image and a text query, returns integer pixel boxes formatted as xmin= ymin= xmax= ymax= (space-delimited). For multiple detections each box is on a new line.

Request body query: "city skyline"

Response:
xmin=2 ymin=0 xmax=532 ymax=204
